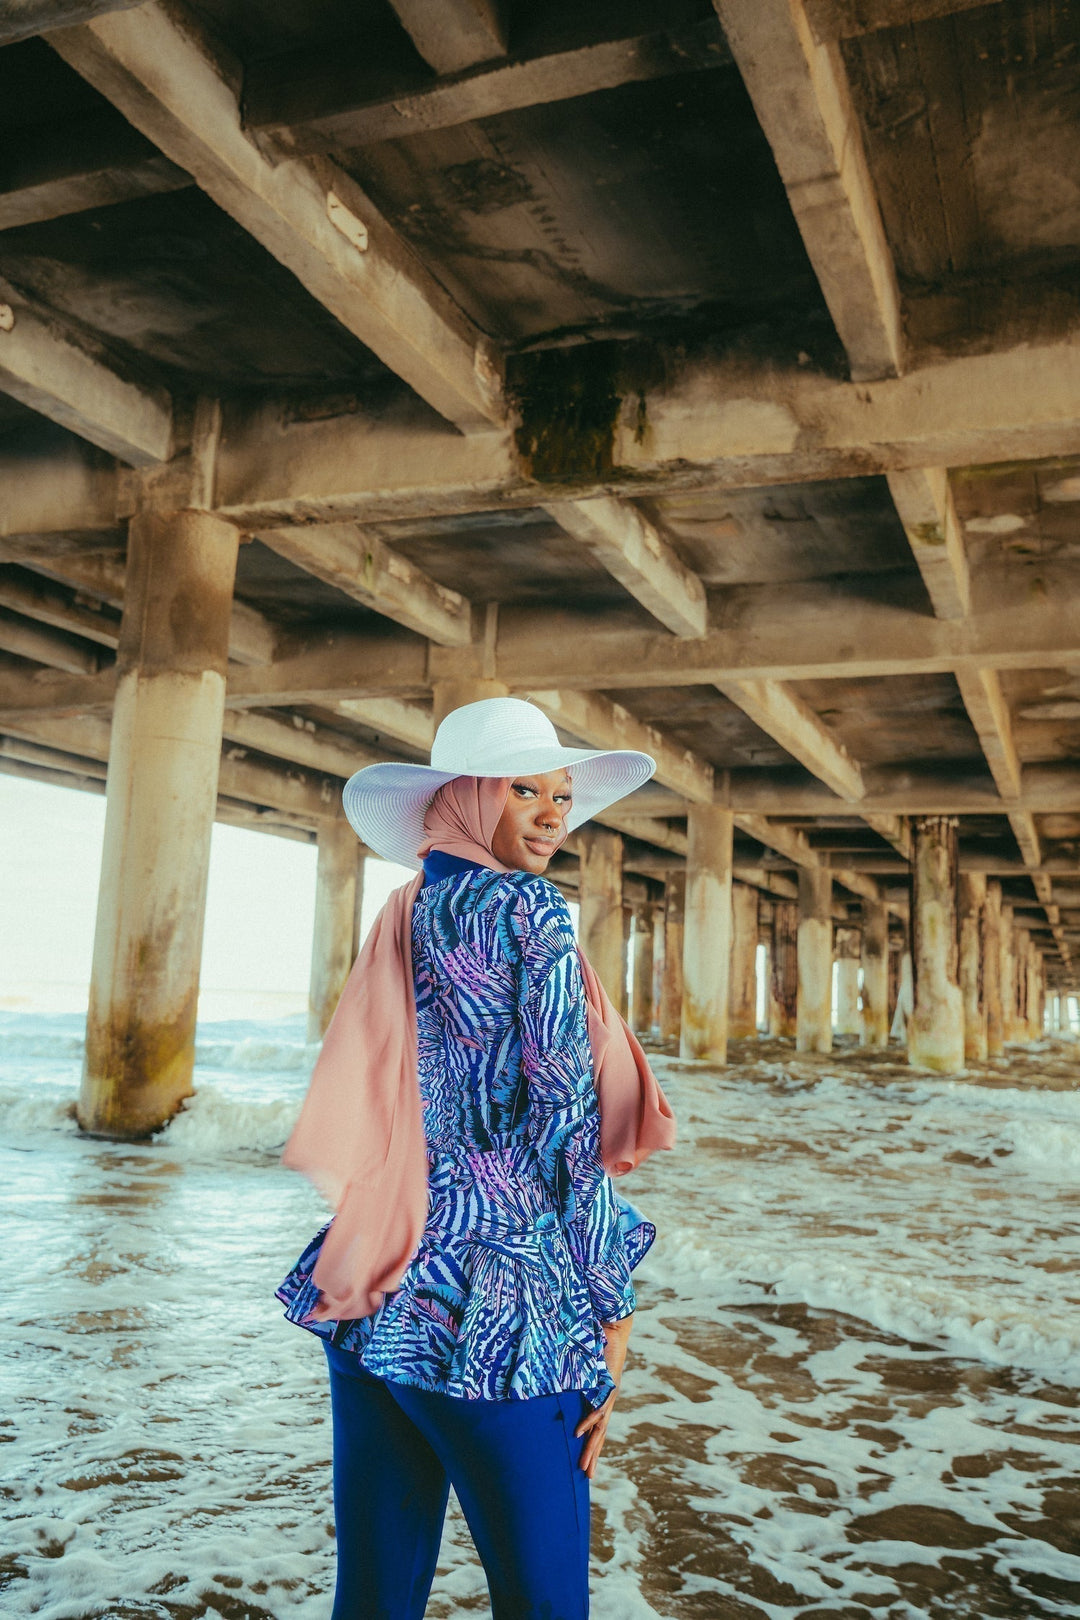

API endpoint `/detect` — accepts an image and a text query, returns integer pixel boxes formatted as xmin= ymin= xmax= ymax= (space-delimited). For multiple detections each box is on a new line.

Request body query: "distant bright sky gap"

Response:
xmin=0 ymin=775 xmax=414 ymax=1019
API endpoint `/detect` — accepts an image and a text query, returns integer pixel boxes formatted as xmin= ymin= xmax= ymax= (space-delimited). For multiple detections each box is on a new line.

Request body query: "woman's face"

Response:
xmin=491 ymin=769 xmax=572 ymax=875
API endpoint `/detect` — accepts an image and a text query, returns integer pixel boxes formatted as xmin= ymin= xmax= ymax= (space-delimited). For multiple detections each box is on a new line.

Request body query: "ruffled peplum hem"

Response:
xmin=275 ymin=1145 xmax=658 ymax=1409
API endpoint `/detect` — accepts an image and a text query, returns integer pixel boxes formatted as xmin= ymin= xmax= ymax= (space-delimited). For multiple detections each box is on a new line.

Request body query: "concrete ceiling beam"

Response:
xmin=0 ymin=607 xmax=100 ymax=674
xmin=0 ymin=0 xmax=139 ymax=46
xmin=227 ymin=630 xmax=431 ymax=709
xmin=598 ymin=811 xmax=688 ymax=859
xmin=0 ymin=280 xmax=173 ymax=466
xmin=542 ymin=497 xmax=707 ymax=640
xmin=723 ymin=765 xmax=1080 ymax=816
xmin=890 ymin=462 xmax=1065 ymax=962
xmin=49 ymin=2 xmax=505 ymax=434
xmin=387 ymin=0 xmax=507 ymax=73
xmin=527 ymin=687 xmax=715 ymax=806
xmin=1009 ymin=810 xmax=1042 ymax=870
xmin=255 ymin=522 xmax=472 ymax=647
xmin=714 ymin=673 xmax=916 ymax=857
xmin=220 ymin=710 xmax=386 ymax=781
xmin=208 ymin=569 xmax=1080 ymax=700
xmin=0 ymin=659 xmax=116 ymax=723
xmin=804 ymin=0 xmax=1003 ymax=42
xmin=716 ymin=676 xmax=864 ymax=799
xmin=886 ymin=466 xmax=970 ymax=620
xmin=4 ymin=551 xmax=279 ymax=667
xmin=245 ymin=10 xmax=726 ymax=154
xmin=3 ymin=707 xmax=341 ymax=823
xmin=954 ymin=667 xmax=1022 ymax=800
xmin=713 ymin=0 xmax=902 ymax=380
xmin=215 ymin=332 xmax=1080 ymax=523
xmin=0 ymin=568 xmax=121 ymax=648
xmin=0 ymin=114 xmax=191 ymax=231
xmin=331 ymin=696 xmax=434 ymax=755
xmin=494 ymin=572 xmax=1080 ymax=688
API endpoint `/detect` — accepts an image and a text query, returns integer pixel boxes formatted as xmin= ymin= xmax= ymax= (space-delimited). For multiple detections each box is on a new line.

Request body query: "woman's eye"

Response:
xmin=513 ymin=784 xmax=538 ymax=797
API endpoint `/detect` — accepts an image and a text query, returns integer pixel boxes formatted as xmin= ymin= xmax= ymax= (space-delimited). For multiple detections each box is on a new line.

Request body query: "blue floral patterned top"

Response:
xmin=275 ymin=853 xmax=655 ymax=1407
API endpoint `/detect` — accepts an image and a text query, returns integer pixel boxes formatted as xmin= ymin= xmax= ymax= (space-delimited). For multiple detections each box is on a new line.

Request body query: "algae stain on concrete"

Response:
xmin=508 ymin=343 xmax=665 ymax=484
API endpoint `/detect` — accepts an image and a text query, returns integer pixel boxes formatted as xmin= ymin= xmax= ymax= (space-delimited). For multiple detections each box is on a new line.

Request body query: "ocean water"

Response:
xmin=2 ymin=1012 xmax=1079 ymax=1619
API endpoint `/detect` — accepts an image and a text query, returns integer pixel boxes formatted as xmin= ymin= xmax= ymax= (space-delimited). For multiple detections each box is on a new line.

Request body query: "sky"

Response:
xmin=0 ymin=775 xmax=413 ymax=1018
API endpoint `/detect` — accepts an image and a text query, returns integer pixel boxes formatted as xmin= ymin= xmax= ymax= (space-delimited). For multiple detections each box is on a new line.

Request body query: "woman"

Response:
xmin=276 ymin=697 xmax=675 ymax=1620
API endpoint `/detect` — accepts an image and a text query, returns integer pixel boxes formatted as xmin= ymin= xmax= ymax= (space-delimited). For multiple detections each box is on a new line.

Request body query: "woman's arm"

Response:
xmin=575 ymin=1313 xmax=633 ymax=1477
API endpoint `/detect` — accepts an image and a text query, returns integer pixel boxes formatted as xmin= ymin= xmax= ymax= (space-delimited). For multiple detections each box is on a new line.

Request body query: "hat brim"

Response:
xmin=341 ymin=746 xmax=656 ymax=870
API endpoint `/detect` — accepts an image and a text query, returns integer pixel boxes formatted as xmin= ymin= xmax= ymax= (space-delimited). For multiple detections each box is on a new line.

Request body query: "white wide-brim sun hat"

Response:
xmin=342 ymin=697 xmax=655 ymax=870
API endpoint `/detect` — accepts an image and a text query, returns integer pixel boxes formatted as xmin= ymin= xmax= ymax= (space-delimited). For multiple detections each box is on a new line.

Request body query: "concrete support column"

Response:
xmin=834 ymin=926 xmax=861 ymax=1035
xmin=1027 ymin=944 xmax=1043 ymax=1040
xmin=660 ymin=871 xmax=686 ymax=1042
xmin=79 ymin=508 xmax=240 ymax=1138
xmin=860 ymin=898 xmax=889 ymax=1048
xmin=1000 ymin=902 xmax=1017 ymax=1043
xmin=630 ymin=905 xmax=656 ymax=1036
xmin=729 ymin=882 xmax=759 ymax=1038
xmin=308 ymin=817 xmax=361 ymax=1042
xmin=681 ymin=807 xmax=734 ymax=1062
xmin=958 ymin=872 xmax=988 ymax=1064
xmin=351 ymin=849 xmax=367 ymax=960
xmin=1016 ymin=926 xmax=1030 ymax=1043
xmin=578 ymin=826 xmax=626 ymax=1013
xmin=797 ymin=868 xmax=833 ymax=1054
xmin=984 ymin=880 xmax=1004 ymax=1057
xmin=652 ymin=904 xmax=666 ymax=1035
xmin=432 ymin=677 xmax=510 ymax=728
xmin=891 ymin=948 xmax=914 ymax=1040
xmin=769 ymin=900 xmax=798 ymax=1037
xmin=888 ymin=939 xmax=900 ymax=1024
xmin=908 ymin=815 xmax=964 ymax=1074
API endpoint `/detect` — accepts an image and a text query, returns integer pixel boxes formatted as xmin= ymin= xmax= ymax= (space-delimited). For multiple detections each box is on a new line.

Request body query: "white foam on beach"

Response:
xmin=2 ymin=1022 xmax=1079 ymax=1617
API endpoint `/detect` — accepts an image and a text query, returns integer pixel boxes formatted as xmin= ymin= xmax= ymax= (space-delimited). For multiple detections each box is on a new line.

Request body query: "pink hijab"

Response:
xmin=281 ymin=776 xmax=676 ymax=1322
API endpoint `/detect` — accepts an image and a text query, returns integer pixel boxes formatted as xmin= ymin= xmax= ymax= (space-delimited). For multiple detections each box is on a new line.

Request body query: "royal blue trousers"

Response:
xmin=323 ymin=1342 xmax=592 ymax=1620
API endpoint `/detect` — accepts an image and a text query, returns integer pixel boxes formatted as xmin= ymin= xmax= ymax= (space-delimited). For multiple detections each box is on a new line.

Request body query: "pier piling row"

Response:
xmin=0 ymin=0 xmax=1076 ymax=1131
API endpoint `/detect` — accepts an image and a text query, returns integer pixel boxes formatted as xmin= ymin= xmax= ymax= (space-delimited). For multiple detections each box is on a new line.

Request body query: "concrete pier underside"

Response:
xmin=0 ymin=0 xmax=1075 ymax=1128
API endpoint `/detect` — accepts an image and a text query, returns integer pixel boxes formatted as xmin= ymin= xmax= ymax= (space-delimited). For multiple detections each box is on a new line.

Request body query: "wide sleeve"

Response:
xmin=511 ymin=879 xmax=645 ymax=1324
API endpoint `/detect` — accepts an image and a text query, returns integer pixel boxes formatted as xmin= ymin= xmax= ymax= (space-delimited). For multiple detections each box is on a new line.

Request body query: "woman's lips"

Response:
xmin=523 ymin=837 xmax=555 ymax=856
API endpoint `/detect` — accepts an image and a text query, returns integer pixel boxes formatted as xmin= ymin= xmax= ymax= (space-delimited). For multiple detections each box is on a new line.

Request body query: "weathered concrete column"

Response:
xmin=860 ymin=898 xmax=889 ymax=1048
xmin=681 ymin=807 xmax=734 ymax=1061
xmin=79 ymin=508 xmax=240 ymax=1138
xmin=1018 ymin=929 xmax=1031 ymax=1036
xmin=1027 ymin=944 xmax=1043 ymax=1040
xmin=308 ymin=817 xmax=361 ymax=1041
xmin=1000 ymin=902 xmax=1017 ymax=1043
xmin=958 ymin=872 xmax=988 ymax=1064
xmin=908 ymin=816 xmax=964 ymax=1074
xmin=729 ymin=882 xmax=759 ymax=1038
xmin=769 ymin=900 xmax=798 ymax=1037
xmin=660 ymin=870 xmax=685 ymax=1042
xmin=797 ymin=868 xmax=833 ymax=1054
xmin=432 ymin=677 xmax=509 ymax=727
xmin=630 ymin=905 xmax=655 ymax=1035
xmin=351 ymin=848 xmax=367 ymax=960
xmin=984 ymin=880 xmax=1004 ymax=1057
xmin=578 ymin=826 xmax=626 ymax=1013
xmin=652 ymin=904 xmax=666 ymax=1034
xmin=834 ymin=926 xmax=861 ymax=1035
xmin=891 ymin=948 xmax=914 ymax=1040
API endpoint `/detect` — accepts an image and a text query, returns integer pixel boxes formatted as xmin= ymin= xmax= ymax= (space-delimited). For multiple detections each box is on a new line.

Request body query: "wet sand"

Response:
xmin=2 ymin=1025 xmax=1078 ymax=1618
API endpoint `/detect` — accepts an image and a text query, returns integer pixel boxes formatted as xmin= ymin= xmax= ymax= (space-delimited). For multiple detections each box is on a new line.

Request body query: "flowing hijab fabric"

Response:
xmin=281 ymin=775 xmax=676 ymax=1322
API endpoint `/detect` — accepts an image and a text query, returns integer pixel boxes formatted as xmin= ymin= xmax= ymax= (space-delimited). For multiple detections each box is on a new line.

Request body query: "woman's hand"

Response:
xmin=575 ymin=1313 xmax=633 ymax=1478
